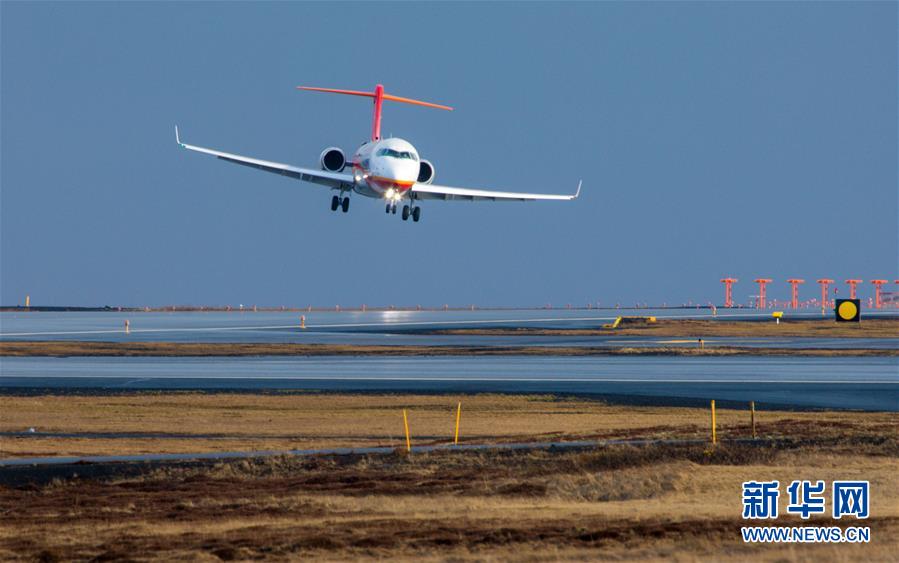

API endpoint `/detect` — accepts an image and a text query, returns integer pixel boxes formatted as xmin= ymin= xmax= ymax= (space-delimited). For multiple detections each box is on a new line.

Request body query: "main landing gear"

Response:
xmin=401 ymin=204 xmax=421 ymax=222
xmin=331 ymin=194 xmax=350 ymax=213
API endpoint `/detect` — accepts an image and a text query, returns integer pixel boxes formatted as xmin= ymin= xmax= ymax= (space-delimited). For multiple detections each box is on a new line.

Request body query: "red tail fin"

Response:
xmin=297 ymin=84 xmax=452 ymax=141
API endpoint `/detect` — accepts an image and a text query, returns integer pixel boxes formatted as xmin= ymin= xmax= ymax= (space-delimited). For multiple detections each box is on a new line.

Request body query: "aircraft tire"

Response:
xmin=402 ymin=205 xmax=410 ymax=221
xmin=385 ymin=204 xmax=391 ymax=214
xmin=331 ymin=195 xmax=340 ymax=211
xmin=412 ymin=207 xmax=421 ymax=222
xmin=341 ymin=197 xmax=350 ymax=213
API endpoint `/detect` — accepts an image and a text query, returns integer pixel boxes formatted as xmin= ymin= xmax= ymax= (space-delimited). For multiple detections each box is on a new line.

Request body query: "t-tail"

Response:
xmin=297 ymin=84 xmax=453 ymax=142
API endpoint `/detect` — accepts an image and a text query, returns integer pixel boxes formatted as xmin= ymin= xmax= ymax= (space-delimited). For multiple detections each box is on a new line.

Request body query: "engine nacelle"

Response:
xmin=319 ymin=147 xmax=346 ymax=172
xmin=417 ymin=159 xmax=435 ymax=184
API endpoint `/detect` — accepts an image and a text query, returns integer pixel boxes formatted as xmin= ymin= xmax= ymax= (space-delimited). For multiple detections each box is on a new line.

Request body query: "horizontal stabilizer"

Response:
xmin=299 ymin=83 xmax=450 ymax=141
xmin=298 ymin=85 xmax=452 ymax=111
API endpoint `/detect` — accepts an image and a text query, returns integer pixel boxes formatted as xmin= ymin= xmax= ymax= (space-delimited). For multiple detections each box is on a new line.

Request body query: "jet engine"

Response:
xmin=417 ymin=159 xmax=435 ymax=184
xmin=319 ymin=147 xmax=346 ymax=172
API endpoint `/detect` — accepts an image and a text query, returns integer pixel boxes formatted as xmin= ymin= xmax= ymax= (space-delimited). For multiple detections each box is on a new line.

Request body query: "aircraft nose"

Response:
xmin=391 ymin=160 xmax=417 ymax=183
xmin=384 ymin=160 xmax=400 ymax=178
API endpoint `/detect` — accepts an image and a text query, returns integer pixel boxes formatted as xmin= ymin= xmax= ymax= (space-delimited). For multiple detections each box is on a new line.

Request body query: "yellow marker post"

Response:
xmin=710 ymin=400 xmax=717 ymax=445
xmin=300 ymin=315 xmax=306 ymax=329
xmin=25 ymin=295 xmax=30 ymax=308
xmin=403 ymin=409 xmax=411 ymax=453
xmin=454 ymin=402 xmax=462 ymax=445
xmin=750 ymin=401 xmax=756 ymax=439
xmin=772 ymin=311 xmax=783 ymax=324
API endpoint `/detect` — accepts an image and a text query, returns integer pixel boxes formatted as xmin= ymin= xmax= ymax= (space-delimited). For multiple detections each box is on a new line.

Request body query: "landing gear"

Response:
xmin=332 ymin=194 xmax=350 ymax=213
xmin=400 ymin=204 xmax=422 ymax=222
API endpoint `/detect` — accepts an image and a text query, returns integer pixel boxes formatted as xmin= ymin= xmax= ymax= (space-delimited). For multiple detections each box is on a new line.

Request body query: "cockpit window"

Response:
xmin=376 ymin=148 xmax=419 ymax=161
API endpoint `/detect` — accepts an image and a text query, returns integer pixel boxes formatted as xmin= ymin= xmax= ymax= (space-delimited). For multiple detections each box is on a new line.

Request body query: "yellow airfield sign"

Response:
xmin=834 ymin=299 xmax=860 ymax=322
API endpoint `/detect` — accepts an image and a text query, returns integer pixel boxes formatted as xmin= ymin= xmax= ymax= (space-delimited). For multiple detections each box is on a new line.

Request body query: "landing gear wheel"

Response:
xmin=412 ymin=207 xmax=421 ymax=222
xmin=330 ymin=195 xmax=340 ymax=212
xmin=391 ymin=204 xmax=397 ymax=215
xmin=402 ymin=205 xmax=410 ymax=221
xmin=341 ymin=197 xmax=350 ymax=213
xmin=385 ymin=204 xmax=391 ymax=214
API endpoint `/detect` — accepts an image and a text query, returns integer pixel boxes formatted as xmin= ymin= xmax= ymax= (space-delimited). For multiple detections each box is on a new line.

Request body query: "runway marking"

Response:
xmin=4 ymin=310 xmax=890 ymax=338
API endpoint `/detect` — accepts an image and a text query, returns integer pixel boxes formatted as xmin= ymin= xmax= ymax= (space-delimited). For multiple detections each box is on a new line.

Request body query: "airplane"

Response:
xmin=176 ymin=84 xmax=580 ymax=223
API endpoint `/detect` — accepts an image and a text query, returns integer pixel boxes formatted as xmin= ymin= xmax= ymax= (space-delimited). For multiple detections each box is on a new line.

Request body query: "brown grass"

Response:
xmin=1 ymin=444 xmax=897 ymax=561
xmin=1 ymin=393 xmax=897 ymax=560
xmin=1 ymin=340 xmax=896 ymax=357
xmin=2 ymin=393 xmax=897 ymax=458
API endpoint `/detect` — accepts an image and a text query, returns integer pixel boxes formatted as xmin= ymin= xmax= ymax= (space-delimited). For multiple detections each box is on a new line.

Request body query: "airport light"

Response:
xmin=870 ymin=280 xmax=888 ymax=309
xmin=787 ymin=279 xmax=805 ymax=309
xmin=720 ymin=278 xmax=738 ymax=308
xmin=816 ymin=279 xmax=834 ymax=311
xmin=754 ymin=279 xmax=772 ymax=309
xmin=845 ymin=279 xmax=863 ymax=300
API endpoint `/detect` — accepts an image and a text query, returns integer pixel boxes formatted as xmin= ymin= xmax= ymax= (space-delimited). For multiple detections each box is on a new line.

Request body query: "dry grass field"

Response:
xmin=1 ymin=392 xmax=897 ymax=457
xmin=1 ymin=340 xmax=896 ymax=357
xmin=1 ymin=441 xmax=897 ymax=560
xmin=1 ymin=393 xmax=897 ymax=560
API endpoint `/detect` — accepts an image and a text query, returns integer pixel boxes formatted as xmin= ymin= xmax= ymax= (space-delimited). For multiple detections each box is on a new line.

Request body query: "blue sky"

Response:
xmin=2 ymin=2 xmax=896 ymax=308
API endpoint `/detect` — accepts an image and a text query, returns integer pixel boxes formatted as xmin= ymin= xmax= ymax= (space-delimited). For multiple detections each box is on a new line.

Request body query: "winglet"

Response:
xmin=175 ymin=125 xmax=183 ymax=146
xmin=573 ymin=180 xmax=582 ymax=199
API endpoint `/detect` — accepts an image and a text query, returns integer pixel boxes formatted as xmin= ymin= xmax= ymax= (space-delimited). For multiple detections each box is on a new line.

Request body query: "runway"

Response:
xmin=2 ymin=309 xmax=897 ymax=348
xmin=2 ymin=310 xmax=896 ymax=410
xmin=2 ymin=355 xmax=896 ymax=410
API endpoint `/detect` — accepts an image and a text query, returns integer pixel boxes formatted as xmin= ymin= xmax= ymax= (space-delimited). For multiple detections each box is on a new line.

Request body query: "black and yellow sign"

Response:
xmin=834 ymin=299 xmax=860 ymax=322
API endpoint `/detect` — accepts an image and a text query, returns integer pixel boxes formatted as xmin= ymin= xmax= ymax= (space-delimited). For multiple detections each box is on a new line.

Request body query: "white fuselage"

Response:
xmin=350 ymin=137 xmax=420 ymax=200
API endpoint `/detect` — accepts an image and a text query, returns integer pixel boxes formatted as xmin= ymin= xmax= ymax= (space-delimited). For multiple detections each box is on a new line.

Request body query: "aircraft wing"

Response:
xmin=410 ymin=180 xmax=581 ymax=202
xmin=175 ymin=126 xmax=353 ymax=190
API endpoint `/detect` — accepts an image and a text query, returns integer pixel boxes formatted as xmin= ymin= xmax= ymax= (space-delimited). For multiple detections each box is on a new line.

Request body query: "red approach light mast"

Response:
xmin=754 ymin=278 xmax=772 ymax=309
xmin=720 ymin=278 xmax=738 ymax=308
xmin=816 ymin=279 xmax=834 ymax=310
xmin=787 ymin=279 xmax=805 ymax=309
xmin=870 ymin=280 xmax=888 ymax=308
xmin=845 ymin=279 xmax=863 ymax=300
